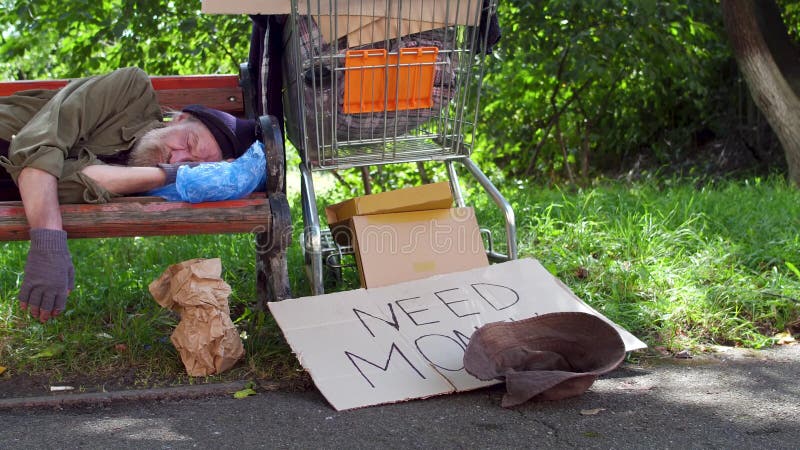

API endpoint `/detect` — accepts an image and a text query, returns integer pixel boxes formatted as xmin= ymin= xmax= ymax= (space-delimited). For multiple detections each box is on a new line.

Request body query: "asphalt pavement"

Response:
xmin=1 ymin=345 xmax=798 ymax=449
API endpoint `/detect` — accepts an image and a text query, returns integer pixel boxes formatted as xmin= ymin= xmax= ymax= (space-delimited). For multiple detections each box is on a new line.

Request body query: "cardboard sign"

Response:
xmin=268 ymin=258 xmax=646 ymax=411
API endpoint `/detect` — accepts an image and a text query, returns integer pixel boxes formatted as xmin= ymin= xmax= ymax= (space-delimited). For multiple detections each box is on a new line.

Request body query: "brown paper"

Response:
xmin=149 ymin=258 xmax=245 ymax=377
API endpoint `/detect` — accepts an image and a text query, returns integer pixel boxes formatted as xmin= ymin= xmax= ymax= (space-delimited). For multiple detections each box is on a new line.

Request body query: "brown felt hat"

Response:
xmin=463 ymin=312 xmax=626 ymax=407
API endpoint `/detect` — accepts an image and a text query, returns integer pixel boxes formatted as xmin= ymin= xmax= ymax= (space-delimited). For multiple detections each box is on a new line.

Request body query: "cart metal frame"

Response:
xmin=283 ymin=0 xmax=516 ymax=294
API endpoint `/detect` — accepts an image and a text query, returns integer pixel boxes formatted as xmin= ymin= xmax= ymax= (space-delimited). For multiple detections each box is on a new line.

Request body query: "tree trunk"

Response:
xmin=416 ymin=162 xmax=430 ymax=184
xmin=722 ymin=0 xmax=800 ymax=186
xmin=360 ymin=166 xmax=372 ymax=195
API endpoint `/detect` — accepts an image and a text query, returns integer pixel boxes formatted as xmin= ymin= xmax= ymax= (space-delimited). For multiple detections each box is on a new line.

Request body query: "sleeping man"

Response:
xmin=0 ymin=67 xmax=258 ymax=324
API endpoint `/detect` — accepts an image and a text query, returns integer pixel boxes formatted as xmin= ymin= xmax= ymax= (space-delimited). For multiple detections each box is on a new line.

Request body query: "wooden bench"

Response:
xmin=0 ymin=65 xmax=292 ymax=305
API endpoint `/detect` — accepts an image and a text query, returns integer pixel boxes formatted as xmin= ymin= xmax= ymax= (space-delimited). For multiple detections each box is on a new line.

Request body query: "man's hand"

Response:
xmin=19 ymin=228 xmax=75 ymax=323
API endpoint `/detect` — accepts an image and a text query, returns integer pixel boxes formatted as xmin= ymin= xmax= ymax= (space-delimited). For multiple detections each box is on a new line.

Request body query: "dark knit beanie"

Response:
xmin=182 ymin=105 xmax=258 ymax=159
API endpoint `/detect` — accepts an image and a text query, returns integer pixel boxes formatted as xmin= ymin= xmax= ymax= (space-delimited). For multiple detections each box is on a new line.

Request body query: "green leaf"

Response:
xmin=233 ymin=388 xmax=257 ymax=399
xmin=786 ymin=262 xmax=800 ymax=280
xmin=30 ymin=343 xmax=65 ymax=359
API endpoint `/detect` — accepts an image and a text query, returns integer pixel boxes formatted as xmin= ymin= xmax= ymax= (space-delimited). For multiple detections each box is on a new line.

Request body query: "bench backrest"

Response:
xmin=0 ymin=73 xmax=248 ymax=117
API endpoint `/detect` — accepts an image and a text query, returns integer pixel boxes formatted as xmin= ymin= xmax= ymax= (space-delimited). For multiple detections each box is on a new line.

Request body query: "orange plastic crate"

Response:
xmin=343 ymin=47 xmax=439 ymax=114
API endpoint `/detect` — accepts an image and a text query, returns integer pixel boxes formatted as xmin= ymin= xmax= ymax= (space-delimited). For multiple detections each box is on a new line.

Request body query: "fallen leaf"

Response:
xmin=580 ymin=408 xmax=606 ymax=416
xmin=0 ymin=366 xmax=6 ymax=375
xmin=30 ymin=344 xmax=65 ymax=359
xmin=233 ymin=388 xmax=257 ymax=399
xmin=653 ymin=346 xmax=670 ymax=356
xmin=773 ymin=331 xmax=796 ymax=346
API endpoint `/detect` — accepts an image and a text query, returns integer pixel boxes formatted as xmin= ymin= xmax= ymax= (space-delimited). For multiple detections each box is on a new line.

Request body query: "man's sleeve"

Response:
xmin=0 ymin=67 xmax=159 ymax=183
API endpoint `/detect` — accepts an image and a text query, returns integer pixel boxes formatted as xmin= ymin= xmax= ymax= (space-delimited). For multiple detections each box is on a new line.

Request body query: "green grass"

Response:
xmin=471 ymin=175 xmax=800 ymax=349
xmin=1 ymin=175 xmax=798 ymax=388
xmin=0 ymin=230 xmax=311 ymax=388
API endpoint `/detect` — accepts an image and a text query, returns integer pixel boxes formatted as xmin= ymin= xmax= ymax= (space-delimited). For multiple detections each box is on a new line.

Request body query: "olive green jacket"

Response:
xmin=0 ymin=67 xmax=163 ymax=203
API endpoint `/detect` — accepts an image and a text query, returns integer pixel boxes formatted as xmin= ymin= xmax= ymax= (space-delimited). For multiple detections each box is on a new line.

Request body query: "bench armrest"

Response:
xmin=242 ymin=61 xmax=286 ymax=196
xmin=259 ymin=115 xmax=285 ymax=195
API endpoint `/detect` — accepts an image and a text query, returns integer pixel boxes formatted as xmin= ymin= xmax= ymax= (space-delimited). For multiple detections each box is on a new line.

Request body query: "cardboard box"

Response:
xmin=326 ymin=182 xmax=453 ymax=246
xmin=202 ymin=1 xmax=480 ymax=46
xmin=317 ymin=16 xmax=449 ymax=47
xmin=351 ymin=207 xmax=488 ymax=288
xmin=201 ymin=1 xmax=481 ymax=27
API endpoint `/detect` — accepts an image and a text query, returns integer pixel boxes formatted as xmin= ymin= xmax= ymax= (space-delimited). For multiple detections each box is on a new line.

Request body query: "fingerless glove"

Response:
xmin=19 ymin=228 xmax=75 ymax=316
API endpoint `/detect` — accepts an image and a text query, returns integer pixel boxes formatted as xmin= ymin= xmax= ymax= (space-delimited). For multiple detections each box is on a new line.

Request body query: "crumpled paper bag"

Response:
xmin=149 ymin=258 xmax=244 ymax=376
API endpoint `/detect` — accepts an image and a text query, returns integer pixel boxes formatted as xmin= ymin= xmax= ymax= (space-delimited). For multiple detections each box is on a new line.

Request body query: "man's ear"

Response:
xmin=169 ymin=112 xmax=192 ymax=124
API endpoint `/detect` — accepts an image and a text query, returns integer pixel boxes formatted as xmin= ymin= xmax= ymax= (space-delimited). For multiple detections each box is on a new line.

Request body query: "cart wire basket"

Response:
xmin=281 ymin=0 xmax=517 ymax=294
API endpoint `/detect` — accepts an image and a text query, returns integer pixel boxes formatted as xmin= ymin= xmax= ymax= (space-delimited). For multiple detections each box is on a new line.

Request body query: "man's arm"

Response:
xmin=81 ymin=165 xmax=167 ymax=195
xmin=17 ymin=166 xmax=71 ymax=323
xmin=18 ymin=167 xmax=61 ymax=229
xmin=16 ymin=164 xmax=170 ymax=323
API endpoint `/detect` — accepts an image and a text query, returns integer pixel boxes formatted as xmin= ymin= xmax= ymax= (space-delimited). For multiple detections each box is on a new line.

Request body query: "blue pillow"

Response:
xmin=148 ymin=141 xmax=267 ymax=203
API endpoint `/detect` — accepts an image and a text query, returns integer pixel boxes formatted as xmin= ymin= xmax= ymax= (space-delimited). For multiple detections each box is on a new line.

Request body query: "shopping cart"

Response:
xmin=281 ymin=0 xmax=517 ymax=294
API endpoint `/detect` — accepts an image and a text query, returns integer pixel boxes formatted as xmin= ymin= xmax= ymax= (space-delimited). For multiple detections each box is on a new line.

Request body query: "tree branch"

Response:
xmin=524 ymin=78 xmax=593 ymax=176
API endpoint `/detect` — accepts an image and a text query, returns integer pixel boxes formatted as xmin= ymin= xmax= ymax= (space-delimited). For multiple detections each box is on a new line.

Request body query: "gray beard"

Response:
xmin=128 ymin=127 xmax=171 ymax=167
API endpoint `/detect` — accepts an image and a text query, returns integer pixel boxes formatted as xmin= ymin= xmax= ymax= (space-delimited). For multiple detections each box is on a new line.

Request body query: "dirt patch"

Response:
xmin=0 ymin=373 xmax=54 ymax=399
xmin=0 ymin=366 xmax=312 ymax=401
xmin=620 ymin=123 xmax=787 ymax=182
xmin=0 ymin=370 xmax=178 ymax=400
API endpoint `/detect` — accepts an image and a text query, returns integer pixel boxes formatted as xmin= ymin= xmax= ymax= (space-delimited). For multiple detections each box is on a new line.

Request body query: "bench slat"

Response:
xmin=0 ymin=194 xmax=270 ymax=241
xmin=150 ymin=75 xmax=240 ymax=90
xmin=156 ymin=87 xmax=243 ymax=115
xmin=0 ymin=80 xmax=68 ymax=94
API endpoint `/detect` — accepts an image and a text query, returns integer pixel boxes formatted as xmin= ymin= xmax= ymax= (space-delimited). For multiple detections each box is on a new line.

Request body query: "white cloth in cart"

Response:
xmin=283 ymin=14 xmax=458 ymax=156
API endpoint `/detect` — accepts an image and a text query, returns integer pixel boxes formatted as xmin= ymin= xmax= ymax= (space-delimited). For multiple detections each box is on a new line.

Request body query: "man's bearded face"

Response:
xmin=128 ymin=117 xmax=223 ymax=166
xmin=128 ymin=126 xmax=172 ymax=167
